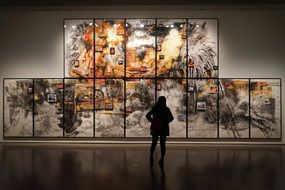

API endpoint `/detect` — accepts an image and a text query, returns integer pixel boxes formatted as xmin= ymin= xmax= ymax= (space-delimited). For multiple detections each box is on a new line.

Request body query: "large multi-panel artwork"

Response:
xmin=64 ymin=18 xmax=218 ymax=79
xmin=3 ymin=78 xmax=281 ymax=139
xmin=2 ymin=18 xmax=282 ymax=140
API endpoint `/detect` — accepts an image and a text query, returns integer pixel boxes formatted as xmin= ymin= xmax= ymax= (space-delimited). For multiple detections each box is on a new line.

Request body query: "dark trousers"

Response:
xmin=150 ymin=135 xmax=167 ymax=160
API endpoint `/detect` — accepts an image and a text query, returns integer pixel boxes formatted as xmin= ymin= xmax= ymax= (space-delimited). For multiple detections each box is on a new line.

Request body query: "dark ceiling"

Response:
xmin=0 ymin=0 xmax=284 ymax=7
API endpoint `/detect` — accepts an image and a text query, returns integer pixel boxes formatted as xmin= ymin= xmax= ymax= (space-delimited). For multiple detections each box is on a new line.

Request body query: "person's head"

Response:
xmin=157 ymin=96 xmax=166 ymax=108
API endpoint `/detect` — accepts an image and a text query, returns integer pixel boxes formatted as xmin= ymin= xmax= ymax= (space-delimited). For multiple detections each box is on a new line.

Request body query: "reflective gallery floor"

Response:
xmin=0 ymin=143 xmax=284 ymax=190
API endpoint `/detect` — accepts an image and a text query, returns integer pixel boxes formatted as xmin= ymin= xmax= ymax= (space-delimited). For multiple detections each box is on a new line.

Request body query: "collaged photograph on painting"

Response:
xmin=65 ymin=19 xmax=94 ymax=78
xmin=250 ymin=79 xmax=281 ymax=138
xmin=126 ymin=19 xmax=156 ymax=78
xmin=95 ymin=19 xmax=125 ymax=78
xmin=187 ymin=19 xmax=218 ymax=78
xmin=188 ymin=79 xmax=218 ymax=138
xmin=219 ymin=79 xmax=249 ymax=138
xmin=157 ymin=19 xmax=187 ymax=78
xmin=126 ymin=79 xmax=155 ymax=137
xmin=64 ymin=79 xmax=94 ymax=137
xmin=95 ymin=79 xmax=124 ymax=137
xmin=34 ymin=79 xmax=63 ymax=137
xmin=3 ymin=79 xmax=33 ymax=136
xmin=157 ymin=79 xmax=187 ymax=137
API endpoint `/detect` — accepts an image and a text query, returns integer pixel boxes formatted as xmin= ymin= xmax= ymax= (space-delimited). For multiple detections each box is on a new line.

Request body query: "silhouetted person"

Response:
xmin=146 ymin=96 xmax=174 ymax=166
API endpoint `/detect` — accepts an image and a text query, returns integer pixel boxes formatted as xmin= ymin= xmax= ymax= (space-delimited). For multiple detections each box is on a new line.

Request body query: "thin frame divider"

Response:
xmin=93 ymin=18 xmax=96 ymax=138
xmin=32 ymin=78 xmax=35 ymax=138
xmin=155 ymin=19 xmax=158 ymax=104
xmin=186 ymin=18 xmax=189 ymax=139
xmin=2 ymin=79 xmax=4 ymax=139
xmin=124 ymin=18 xmax=127 ymax=138
xmin=280 ymin=78 xmax=283 ymax=139
xmin=62 ymin=78 xmax=65 ymax=138
xmin=249 ymin=79 xmax=251 ymax=139
xmin=217 ymin=79 xmax=220 ymax=139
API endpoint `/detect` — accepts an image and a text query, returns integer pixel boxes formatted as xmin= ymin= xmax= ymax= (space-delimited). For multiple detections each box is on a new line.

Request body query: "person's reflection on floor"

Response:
xmin=150 ymin=162 xmax=167 ymax=190
xmin=59 ymin=151 xmax=82 ymax=189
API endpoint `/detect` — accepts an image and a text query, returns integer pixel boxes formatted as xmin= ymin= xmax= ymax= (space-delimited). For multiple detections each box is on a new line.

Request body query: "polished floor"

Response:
xmin=0 ymin=143 xmax=284 ymax=190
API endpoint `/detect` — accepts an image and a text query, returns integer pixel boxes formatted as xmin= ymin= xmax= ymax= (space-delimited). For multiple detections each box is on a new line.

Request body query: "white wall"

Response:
xmin=0 ymin=8 xmax=284 ymax=143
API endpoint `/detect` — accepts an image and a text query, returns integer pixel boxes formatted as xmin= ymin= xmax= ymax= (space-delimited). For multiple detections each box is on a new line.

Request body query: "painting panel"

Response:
xmin=125 ymin=79 xmax=155 ymax=137
xmin=157 ymin=19 xmax=187 ymax=78
xmin=250 ymin=79 xmax=281 ymax=138
xmin=3 ymin=79 xmax=33 ymax=137
xmin=34 ymin=79 xmax=63 ymax=137
xmin=157 ymin=79 xmax=187 ymax=137
xmin=188 ymin=19 xmax=218 ymax=78
xmin=126 ymin=19 xmax=156 ymax=78
xmin=95 ymin=79 xmax=124 ymax=137
xmin=95 ymin=19 xmax=125 ymax=78
xmin=64 ymin=79 xmax=94 ymax=137
xmin=219 ymin=79 xmax=249 ymax=138
xmin=188 ymin=79 xmax=218 ymax=138
xmin=64 ymin=19 xmax=94 ymax=78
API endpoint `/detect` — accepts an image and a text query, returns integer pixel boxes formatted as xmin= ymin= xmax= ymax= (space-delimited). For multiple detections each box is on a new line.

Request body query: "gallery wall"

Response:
xmin=0 ymin=7 xmax=284 ymax=143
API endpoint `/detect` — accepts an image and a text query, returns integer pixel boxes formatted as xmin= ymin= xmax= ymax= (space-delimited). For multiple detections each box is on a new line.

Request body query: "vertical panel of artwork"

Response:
xmin=95 ymin=79 xmax=124 ymax=137
xmin=157 ymin=79 xmax=187 ymax=137
xmin=219 ymin=79 xmax=249 ymax=138
xmin=125 ymin=79 xmax=155 ymax=137
xmin=250 ymin=79 xmax=281 ymax=138
xmin=64 ymin=79 xmax=94 ymax=137
xmin=95 ymin=19 xmax=125 ymax=78
xmin=34 ymin=79 xmax=63 ymax=137
xmin=64 ymin=19 xmax=94 ymax=78
xmin=156 ymin=19 xmax=187 ymax=78
xmin=3 ymin=79 xmax=33 ymax=137
xmin=187 ymin=19 xmax=218 ymax=78
xmin=126 ymin=19 xmax=156 ymax=78
xmin=188 ymin=79 xmax=218 ymax=138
